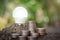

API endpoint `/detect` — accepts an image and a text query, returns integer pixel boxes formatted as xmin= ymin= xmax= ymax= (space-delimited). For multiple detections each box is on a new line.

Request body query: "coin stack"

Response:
xmin=37 ymin=28 xmax=46 ymax=36
xmin=29 ymin=21 xmax=37 ymax=33
xmin=22 ymin=30 xmax=30 ymax=36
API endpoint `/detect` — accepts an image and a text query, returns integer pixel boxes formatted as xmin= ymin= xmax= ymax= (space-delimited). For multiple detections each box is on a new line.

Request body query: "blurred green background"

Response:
xmin=0 ymin=0 xmax=60 ymax=30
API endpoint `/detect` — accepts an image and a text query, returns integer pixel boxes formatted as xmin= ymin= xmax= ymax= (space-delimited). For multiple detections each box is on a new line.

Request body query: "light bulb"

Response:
xmin=12 ymin=6 xmax=28 ymax=25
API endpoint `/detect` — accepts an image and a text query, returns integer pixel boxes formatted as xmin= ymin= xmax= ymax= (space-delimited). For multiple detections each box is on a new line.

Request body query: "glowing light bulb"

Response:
xmin=12 ymin=6 xmax=28 ymax=25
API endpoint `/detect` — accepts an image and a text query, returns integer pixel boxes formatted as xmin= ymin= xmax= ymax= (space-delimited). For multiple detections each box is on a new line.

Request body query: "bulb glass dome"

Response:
xmin=12 ymin=6 xmax=28 ymax=24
